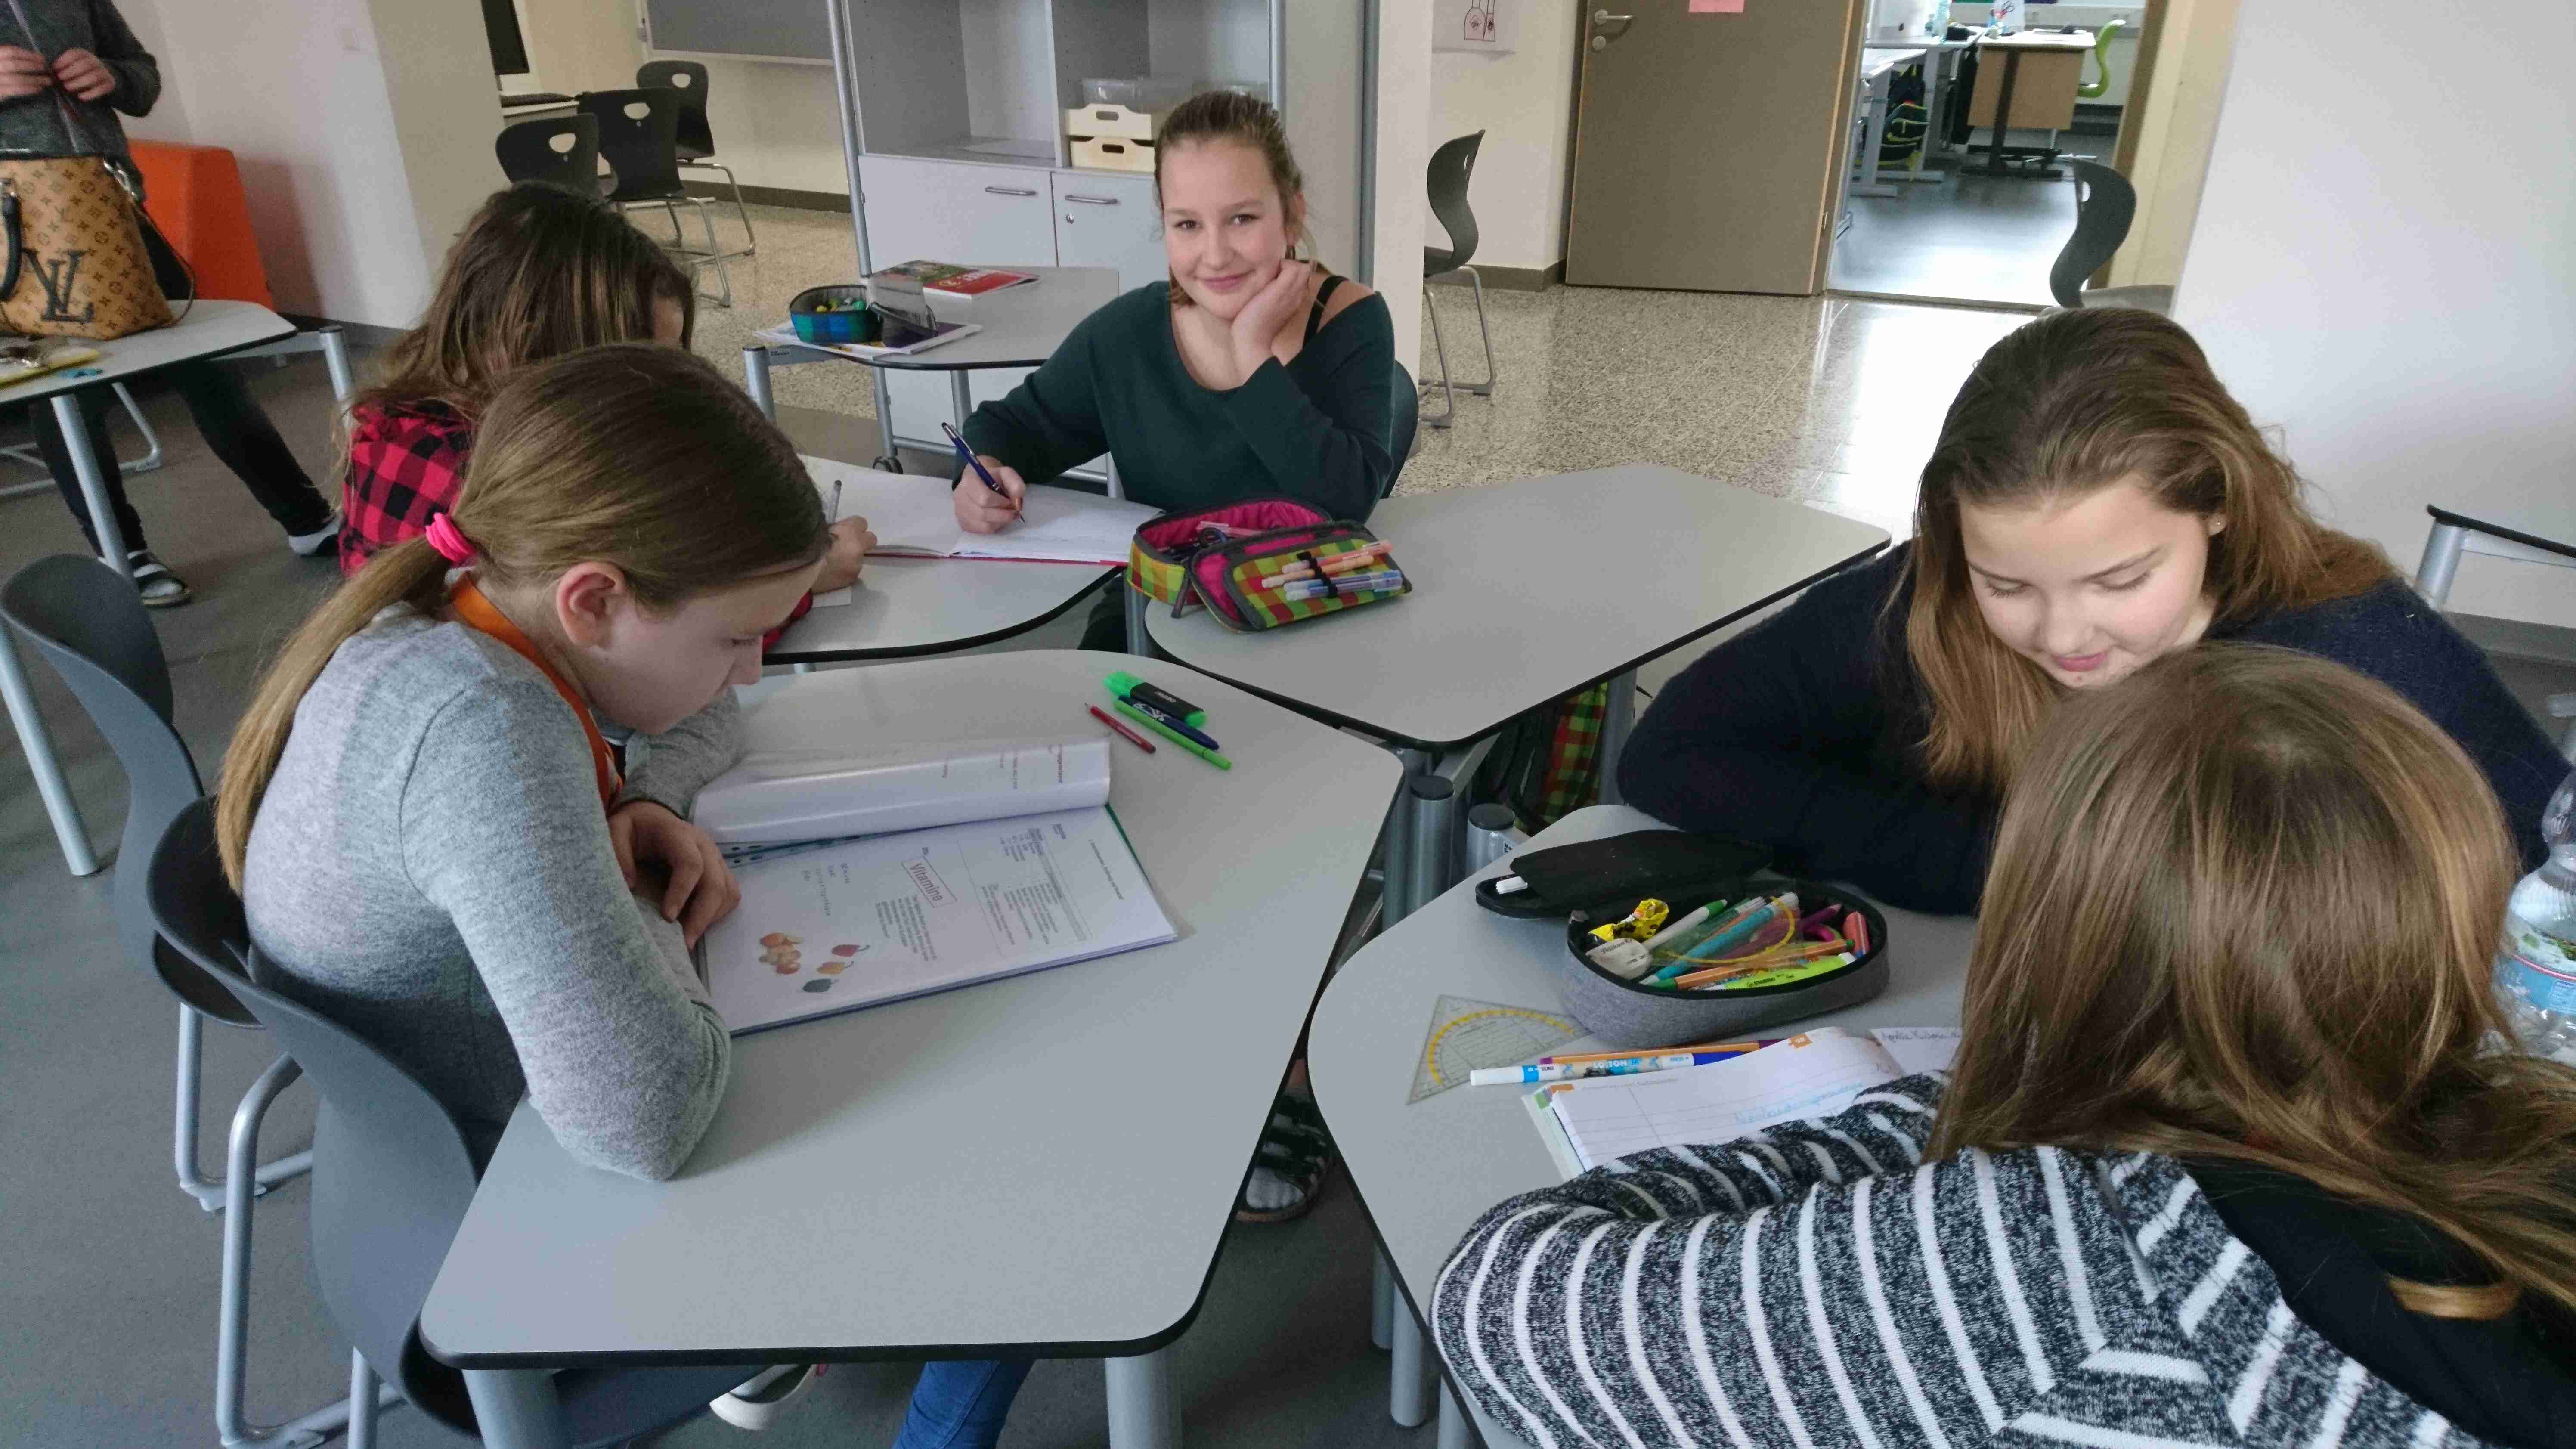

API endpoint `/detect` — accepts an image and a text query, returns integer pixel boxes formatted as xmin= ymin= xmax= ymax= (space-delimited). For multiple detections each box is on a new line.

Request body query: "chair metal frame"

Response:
xmin=2413 ymin=505 xmax=2576 ymax=761
xmin=636 ymin=59 xmax=757 ymax=259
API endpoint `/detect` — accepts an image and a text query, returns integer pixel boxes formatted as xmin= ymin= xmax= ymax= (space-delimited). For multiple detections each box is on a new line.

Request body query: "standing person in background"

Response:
xmin=0 ymin=0 xmax=341 ymax=606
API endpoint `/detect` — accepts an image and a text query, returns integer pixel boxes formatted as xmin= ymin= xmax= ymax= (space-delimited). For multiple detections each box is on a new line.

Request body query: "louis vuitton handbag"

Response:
xmin=0 ymin=151 xmax=176 ymax=341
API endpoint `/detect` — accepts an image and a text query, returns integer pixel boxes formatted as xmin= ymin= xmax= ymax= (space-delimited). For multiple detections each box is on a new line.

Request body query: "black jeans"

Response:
xmin=37 ymin=359 xmax=334 ymax=555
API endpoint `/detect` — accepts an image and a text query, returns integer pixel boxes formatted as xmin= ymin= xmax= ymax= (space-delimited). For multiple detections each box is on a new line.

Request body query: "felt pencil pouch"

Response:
xmin=1127 ymin=496 xmax=1409 ymax=632
xmin=1552 ymin=878 xmax=1891 ymax=1047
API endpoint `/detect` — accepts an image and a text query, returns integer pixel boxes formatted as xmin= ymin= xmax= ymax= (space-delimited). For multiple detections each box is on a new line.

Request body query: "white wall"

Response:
xmin=121 ymin=0 xmax=493 ymax=329
xmin=2175 ymin=0 xmax=2576 ymax=627
xmin=1427 ymin=0 xmax=1581 ymax=275
xmin=1372 ymin=0 xmax=1430 ymax=370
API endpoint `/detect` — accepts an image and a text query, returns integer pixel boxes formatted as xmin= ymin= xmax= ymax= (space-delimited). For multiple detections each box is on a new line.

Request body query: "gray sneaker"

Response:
xmin=127 ymin=551 xmax=192 ymax=608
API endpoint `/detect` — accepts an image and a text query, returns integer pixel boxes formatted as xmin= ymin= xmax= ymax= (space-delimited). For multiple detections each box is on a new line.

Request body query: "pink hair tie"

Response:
xmin=423 ymin=512 xmax=477 ymax=565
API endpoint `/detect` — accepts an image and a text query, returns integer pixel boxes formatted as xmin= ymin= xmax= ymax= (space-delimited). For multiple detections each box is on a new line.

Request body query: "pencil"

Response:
xmin=1088 ymin=704 xmax=1155 ymax=753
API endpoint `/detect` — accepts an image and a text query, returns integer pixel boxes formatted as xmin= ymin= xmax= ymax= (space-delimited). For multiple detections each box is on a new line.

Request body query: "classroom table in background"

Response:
xmin=1966 ymin=28 xmax=2096 ymax=178
xmin=742 ymin=265 xmax=1122 ymax=472
xmin=0 ymin=301 xmax=354 ymax=877
xmin=1144 ymin=464 xmax=1889 ymax=928
xmin=421 ymin=651 xmax=1400 ymax=1449
xmin=1307 ymin=803 xmax=1977 ymax=1448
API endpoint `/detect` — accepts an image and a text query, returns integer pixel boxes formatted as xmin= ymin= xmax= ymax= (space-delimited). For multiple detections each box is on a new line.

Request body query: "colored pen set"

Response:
xmin=1253 ymin=544 xmax=1406 ymax=601
xmin=1087 ymin=671 xmax=1232 ymax=770
xmin=1586 ymin=891 xmax=1872 ymax=992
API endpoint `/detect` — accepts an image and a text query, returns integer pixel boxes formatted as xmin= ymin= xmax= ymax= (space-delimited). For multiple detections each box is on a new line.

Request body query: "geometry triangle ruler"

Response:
xmin=1409 ymin=994 xmax=1580 ymax=1104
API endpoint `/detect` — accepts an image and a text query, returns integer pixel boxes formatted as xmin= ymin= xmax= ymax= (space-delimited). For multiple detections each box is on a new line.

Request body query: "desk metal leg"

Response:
xmin=743 ymin=346 xmax=777 ymax=422
xmin=1598 ymin=669 xmax=1638 ymax=808
xmin=1405 ymin=771 xmax=1458 ymax=923
xmin=1381 ymin=747 xmax=1429 ymax=924
xmin=1969 ymin=49 xmax=2022 ymax=176
xmin=1370 ymin=1251 xmax=1395 ymax=1350
xmin=948 ymin=371 xmax=975 ymax=437
xmin=2415 ymin=521 xmax=2468 ymax=608
xmin=0 ymin=620 xmax=96 ymax=875
xmin=1389 ymin=1303 xmax=1434 ymax=1427
xmin=1850 ymin=76 xmax=1898 ymax=198
xmin=1438 ymin=1385 xmax=1476 ymax=1449
xmin=1123 ymin=588 xmax=1152 ymax=657
xmin=56 ymin=391 xmax=128 ymax=572
xmin=1103 ymin=1347 xmax=1178 ymax=1449
xmin=463 ymin=1370 xmax=572 ymax=1449
xmin=872 ymin=369 xmax=899 ymax=470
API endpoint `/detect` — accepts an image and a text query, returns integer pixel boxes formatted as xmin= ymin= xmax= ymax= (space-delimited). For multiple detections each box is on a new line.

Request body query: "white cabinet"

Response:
xmin=1050 ymin=171 xmax=1165 ymax=295
xmin=858 ymin=155 xmax=1058 ymax=449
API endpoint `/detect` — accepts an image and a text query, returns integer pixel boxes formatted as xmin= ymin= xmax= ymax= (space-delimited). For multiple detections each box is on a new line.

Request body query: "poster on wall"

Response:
xmin=1434 ymin=0 xmax=1519 ymax=53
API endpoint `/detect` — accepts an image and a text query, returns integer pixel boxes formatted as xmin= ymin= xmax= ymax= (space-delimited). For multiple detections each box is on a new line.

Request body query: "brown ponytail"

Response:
xmin=217 ymin=344 xmax=824 ymax=886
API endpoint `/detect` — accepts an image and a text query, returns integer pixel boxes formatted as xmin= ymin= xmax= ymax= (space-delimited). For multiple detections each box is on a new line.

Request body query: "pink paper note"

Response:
xmin=1690 ymin=0 xmax=1745 ymax=12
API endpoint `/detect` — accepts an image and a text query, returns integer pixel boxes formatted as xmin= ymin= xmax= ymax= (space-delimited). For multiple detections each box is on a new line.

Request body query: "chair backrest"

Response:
xmin=2051 ymin=160 xmax=2138 ymax=309
xmin=636 ymin=59 xmax=715 ymax=156
xmin=1424 ymin=131 xmax=1486 ymax=275
xmin=1387 ymin=362 xmax=1418 ymax=495
xmin=0 ymin=555 xmax=239 ymax=1020
xmin=494 ymin=113 xmax=601 ymax=194
xmin=578 ymin=88 xmax=684 ymax=201
xmin=2078 ymin=17 xmax=2123 ymax=97
xmin=147 ymin=799 xmax=486 ymax=1437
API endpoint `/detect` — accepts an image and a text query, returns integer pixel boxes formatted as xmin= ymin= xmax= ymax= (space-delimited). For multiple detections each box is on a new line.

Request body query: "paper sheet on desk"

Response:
xmin=803 ymin=456 xmax=1155 ymax=606
xmin=702 ymin=804 xmax=1175 ymax=1033
xmin=1541 ymin=1027 xmax=1959 ymax=1172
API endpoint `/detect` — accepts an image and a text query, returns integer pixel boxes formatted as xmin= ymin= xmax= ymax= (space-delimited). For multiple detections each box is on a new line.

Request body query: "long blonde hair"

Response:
xmin=1934 ymin=644 xmax=2576 ymax=1321
xmin=1903 ymin=308 xmax=2390 ymax=797
xmin=217 ymin=344 xmax=824 ymax=886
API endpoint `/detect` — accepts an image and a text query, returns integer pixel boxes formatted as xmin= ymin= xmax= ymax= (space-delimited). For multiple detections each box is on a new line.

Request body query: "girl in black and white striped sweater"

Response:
xmin=1437 ymin=647 xmax=2576 ymax=1449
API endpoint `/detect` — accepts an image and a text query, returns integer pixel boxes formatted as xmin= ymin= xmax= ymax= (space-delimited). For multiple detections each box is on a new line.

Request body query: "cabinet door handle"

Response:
xmin=984 ymin=185 xmax=1039 ymax=197
xmin=1064 ymin=195 xmax=1121 ymax=206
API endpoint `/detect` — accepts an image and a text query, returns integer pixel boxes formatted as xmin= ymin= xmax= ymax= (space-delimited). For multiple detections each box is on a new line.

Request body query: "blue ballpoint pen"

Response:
xmin=941 ymin=421 xmax=1011 ymax=498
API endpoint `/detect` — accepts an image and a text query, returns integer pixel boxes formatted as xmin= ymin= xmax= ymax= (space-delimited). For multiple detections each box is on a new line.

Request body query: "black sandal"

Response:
xmin=1235 ymin=1093 xmax=1335 ymax=1224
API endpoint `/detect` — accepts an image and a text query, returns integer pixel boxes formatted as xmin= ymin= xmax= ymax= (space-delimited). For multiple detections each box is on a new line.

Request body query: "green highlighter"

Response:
xmin=1105 ymin=671 xmax=1206 ymax=726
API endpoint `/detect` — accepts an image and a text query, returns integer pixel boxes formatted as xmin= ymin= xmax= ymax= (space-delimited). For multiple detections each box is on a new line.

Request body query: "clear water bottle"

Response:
xmin=2498 ymin=771 xmax=2576 ymax=1063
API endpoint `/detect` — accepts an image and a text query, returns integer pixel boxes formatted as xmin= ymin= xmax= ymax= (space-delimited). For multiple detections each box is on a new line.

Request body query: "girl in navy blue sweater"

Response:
xmin=1618 ymin=308 xmax=2562 ymax=914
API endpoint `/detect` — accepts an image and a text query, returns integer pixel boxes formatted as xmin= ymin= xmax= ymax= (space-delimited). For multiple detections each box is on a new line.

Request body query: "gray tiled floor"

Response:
xmin=4 ymin=228 xmax=2569 ymax=1449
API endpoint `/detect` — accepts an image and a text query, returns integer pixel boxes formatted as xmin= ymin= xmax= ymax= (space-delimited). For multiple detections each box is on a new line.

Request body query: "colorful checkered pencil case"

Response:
xmin=1127 ymin=497 xmax=1411 ymax=632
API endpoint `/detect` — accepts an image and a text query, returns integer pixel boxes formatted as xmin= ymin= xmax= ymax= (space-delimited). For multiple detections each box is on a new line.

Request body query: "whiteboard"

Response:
xmin=644 ymin=0 xmax=831 ymax=62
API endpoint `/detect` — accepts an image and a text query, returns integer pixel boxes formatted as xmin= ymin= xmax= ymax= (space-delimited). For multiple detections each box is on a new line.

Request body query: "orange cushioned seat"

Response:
xmin=128 ymin=139 xmax=274 ymax=308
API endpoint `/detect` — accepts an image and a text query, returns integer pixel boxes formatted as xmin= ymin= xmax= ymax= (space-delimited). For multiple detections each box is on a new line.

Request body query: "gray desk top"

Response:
xmin=1146 ymin=465 xmax=1889 ymax=749
xmin=422 ymin=651 xmax=1400 ymax=1367
xmin=764 ymin=266 xmax=1122 ymax=373
xmin=5 ymin=299 xmax=294 ymax=401
xmin=1862 ymin=46 xmax=1929 ymax=80
xmin=766 ymin=556 xmax=1115 ymax=663
xmin=1307 ymin=803 xmax=1975 ymax=1449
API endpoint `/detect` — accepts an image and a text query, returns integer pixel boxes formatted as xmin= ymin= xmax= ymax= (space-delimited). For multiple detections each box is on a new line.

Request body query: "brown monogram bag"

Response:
xmin=0 ymin=155 xmax=173 ymax=340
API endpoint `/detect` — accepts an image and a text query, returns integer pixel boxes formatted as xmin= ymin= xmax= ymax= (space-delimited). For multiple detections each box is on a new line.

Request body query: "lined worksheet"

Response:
xmin=1544 ymin=1028 xmax=1958 ymax=1171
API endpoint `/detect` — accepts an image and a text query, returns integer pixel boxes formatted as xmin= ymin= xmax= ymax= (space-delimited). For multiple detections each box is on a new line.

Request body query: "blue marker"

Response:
xmin=941 ymin=421 xmax=1011 ymax=498
xmin=1117 ymin=691 xmax=1220 ymax=751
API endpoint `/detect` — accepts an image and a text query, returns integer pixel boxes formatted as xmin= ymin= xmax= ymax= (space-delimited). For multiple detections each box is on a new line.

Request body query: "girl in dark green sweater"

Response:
xmin=957 ymin=91 xmax=1399 ymax=652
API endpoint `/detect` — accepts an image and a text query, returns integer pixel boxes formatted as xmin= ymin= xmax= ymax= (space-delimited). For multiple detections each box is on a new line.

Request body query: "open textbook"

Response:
xmin=804 ymin=458 xmax=1159 ymax=604
xmin=694 ymin=734 xmax=1175 ymax=1034
xmin=1527 ymin=1026 xmax=1961 ymax=1177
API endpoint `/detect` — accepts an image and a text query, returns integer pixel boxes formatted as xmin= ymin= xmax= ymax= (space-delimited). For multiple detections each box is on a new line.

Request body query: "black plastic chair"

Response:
xmin=494 ymin=113 xmax=605 ymax=197
xmin=2051 ymin=161 xmax=2172 ymax=314
xmin=1388 ymin=362 xmax=1419 ymax=492
xmin=0 ymin=554 xmax=357 ymax=1444
xmin=148 ymin=800 xmax=766 ymax=1448
xmin=578 ymin=87 xmax=741 ymax=307
xmin=637 ymin=59 xmax=755 ymax=254
xmin=1421 ymin=130 xmax=1497 ymax=430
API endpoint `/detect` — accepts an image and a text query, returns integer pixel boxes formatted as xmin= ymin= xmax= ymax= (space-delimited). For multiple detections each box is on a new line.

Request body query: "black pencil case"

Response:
xmin=1474 ymin=829 xmax=1769 ymax=919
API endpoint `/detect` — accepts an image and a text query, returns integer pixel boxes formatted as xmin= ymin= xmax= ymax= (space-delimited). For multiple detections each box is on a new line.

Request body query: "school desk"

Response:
xmin=1305 ymin=803 xmax=1976 ymax=1447
xmin=419 ymin=650 xmax=1399 ymax=1449
xmin=741 ymin=265 xmax=1122 ymax=469
xmin=1144 ymin=464 xmax=1889 ymax=925
xmin=0 ymin=300 xmax=354 ymax=876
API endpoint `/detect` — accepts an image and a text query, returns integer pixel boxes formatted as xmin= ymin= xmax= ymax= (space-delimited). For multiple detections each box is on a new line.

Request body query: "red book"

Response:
xmin=883 ymin=261 xmax=1040 ymax=300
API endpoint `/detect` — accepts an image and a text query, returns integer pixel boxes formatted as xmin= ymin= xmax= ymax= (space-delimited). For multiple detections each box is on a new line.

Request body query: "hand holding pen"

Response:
xmin=944 ymin=422 xmax=1025 ymax=534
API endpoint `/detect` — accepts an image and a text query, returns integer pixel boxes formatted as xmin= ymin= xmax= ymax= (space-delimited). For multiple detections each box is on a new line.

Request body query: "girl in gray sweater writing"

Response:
xmin=1438 ymin=645 xmax=2576 ymax=1448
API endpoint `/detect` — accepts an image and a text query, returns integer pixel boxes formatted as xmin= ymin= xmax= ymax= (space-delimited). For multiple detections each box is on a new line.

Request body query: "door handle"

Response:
xmin=1591 ymin=9 xmax=1635 ymax=33
xmin=1063 ymin=195 xmax=1121 ymax=205
xmin=984 ymin=185 xmax=1039 ymax=198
